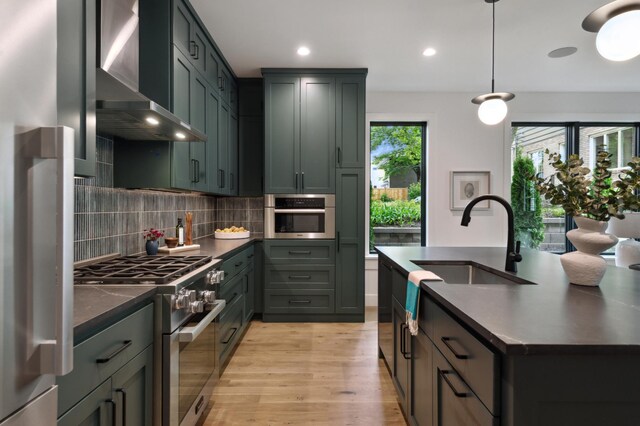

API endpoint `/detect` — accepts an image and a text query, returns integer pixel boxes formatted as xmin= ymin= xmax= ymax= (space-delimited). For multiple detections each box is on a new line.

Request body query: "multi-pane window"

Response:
xmin=512 ymin=122 xmax=638 ymax=255
xmin=587 ymin=127 xmax=634 ymax=170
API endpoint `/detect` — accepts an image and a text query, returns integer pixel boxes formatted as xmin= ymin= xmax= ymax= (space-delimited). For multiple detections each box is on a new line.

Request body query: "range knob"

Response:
xmin=202 ymin=290 xmax=216 ymax=303
xmin=206 ymin=270 xmax=224 ymax=285
xmin=189 ymin=300 xmax=204 ymax=313
xmin=185 ymin=289 xmax=197 ymax=302
xmin=174 ymin=293 xmax=190 ymax=309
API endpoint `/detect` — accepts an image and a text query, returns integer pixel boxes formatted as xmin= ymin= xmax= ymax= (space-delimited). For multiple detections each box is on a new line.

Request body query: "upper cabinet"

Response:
xmin=336 ymin=76 xmax=366 ymax=168
xmin=116 ymin=0 xmax=238 ymax=195
xmin=58 ymin=0 xmax=96 ymax=177
xmin=263 ymin=69 xmax=367 ymax=194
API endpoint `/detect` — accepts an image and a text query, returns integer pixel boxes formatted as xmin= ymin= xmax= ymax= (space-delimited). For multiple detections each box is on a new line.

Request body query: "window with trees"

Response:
xmin=511 ymin=122 xmax=639 ymax=255
xmin=369 ymin=123 xmax=425 ymax=253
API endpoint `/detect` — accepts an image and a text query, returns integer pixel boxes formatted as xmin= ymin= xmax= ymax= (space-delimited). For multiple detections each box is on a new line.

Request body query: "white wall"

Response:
xmin=364 ymin=91 xmax=640 ymax=305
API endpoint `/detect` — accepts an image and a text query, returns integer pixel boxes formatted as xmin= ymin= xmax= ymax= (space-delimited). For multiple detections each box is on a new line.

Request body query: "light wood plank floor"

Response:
xmin=200 ymin=308 xmax=406 ymax=425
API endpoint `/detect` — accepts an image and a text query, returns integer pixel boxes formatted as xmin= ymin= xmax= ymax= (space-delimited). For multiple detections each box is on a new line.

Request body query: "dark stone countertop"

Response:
xmin=73 ymin=285 xmax=156 ymax=341
xmin=376 ymin=246 xmax=640 ymax=356
xmin=72 ymin=236 xmax=260 ymax=339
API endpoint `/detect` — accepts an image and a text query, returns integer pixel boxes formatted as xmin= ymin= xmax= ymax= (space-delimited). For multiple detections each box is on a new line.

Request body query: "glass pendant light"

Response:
xmin=471 ymin=0 xmax=514 ymax=126
xmin=583 ymin=1 xmax=640 ymax=62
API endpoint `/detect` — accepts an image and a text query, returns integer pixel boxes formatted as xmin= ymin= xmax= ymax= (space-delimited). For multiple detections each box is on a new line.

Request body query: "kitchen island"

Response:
xmin=376 ymin=246 xmax=640 ymax=426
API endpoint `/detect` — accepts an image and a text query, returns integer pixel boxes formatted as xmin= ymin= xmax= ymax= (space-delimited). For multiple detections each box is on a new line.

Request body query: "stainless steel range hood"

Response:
xmin=95 ymin=0 xmax=205 ymax=142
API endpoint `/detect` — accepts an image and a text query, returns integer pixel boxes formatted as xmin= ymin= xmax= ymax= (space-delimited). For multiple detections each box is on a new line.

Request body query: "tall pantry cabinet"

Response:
xmin=262 ymin=69 xmax=367 ymax=321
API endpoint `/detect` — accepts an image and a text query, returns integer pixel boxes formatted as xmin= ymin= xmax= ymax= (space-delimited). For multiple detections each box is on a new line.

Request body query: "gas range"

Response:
xmin=74 ymin=253 xmax=226 ymax=426
xmin=74 ymin=254 xmax=225 ymax=330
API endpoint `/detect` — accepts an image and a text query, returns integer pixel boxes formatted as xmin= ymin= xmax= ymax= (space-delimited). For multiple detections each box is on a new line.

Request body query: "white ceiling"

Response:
xmin=191 ymin=0 xmax=640 ymax=93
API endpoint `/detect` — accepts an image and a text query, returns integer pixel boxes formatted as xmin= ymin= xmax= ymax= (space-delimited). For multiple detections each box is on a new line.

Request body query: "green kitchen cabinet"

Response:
xmin=335 ymin=169 xmax=364 ymax=316
xmin=229 ymin=113 xmax=239 ymax=195
xmin=111 ymin=346 xmax=154 ymax=426
xmin=263 ymin=73 xmax=335 ymax=194
xmin=57 ymin=380 xmax=112 ymax=426
xmin=57 ymin=303 xmax=154 ymax=425
xmin=299 ymin=77 xmax=336 ymax=193
xmin=172 ymin=46 xmax=208 ymax=191
xmin=216 ymin=101 xmax=230 ymax=194
xmin=336 ymin=76 xmax=366 ymax=168
xmin=264 ymin=75 xmax=300 ymax=193
xmin=243 ymin=260 xmax=255 ymax=323
xmin=239 ymin=79 xmax=264 ymax=196
xmin=172 ymin=0 xmax=208 ymax=76
xmin=263 ymin=69 xmax=367 ymax=193
xmin=58 ymin=0 xmax=96 ymax=178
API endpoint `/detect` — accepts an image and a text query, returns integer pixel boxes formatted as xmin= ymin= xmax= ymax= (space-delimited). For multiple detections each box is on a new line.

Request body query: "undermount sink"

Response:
xmin=414 ymin=261 xmax=535 ymax=285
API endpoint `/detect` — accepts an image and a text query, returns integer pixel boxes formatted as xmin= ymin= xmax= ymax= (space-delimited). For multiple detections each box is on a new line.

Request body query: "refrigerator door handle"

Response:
xmin=24 ymin=126 xmax=75 ymax=376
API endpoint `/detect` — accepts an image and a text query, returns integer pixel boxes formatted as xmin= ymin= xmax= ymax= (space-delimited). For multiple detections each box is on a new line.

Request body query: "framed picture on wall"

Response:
xmin=450 ymin=171 xmax=491 ymax=210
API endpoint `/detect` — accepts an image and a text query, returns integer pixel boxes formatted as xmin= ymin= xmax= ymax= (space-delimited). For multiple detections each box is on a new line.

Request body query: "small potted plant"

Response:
xmin=143 ymin=228 xmax=164 ymax=255
xmin=532 ymin=150 xmax=640 ymax=285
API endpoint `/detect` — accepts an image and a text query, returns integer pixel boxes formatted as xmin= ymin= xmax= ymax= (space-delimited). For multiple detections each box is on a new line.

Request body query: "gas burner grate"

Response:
xmin=74 ymin=255 xmax=213 ymax=284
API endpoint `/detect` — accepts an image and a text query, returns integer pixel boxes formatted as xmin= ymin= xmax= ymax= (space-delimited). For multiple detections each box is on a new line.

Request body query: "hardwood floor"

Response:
xmin=200 ymin=308 xmax=406 ymax=425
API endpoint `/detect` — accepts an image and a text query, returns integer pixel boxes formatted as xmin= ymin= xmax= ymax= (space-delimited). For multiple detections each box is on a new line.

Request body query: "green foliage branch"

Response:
xmin=511 ymin=153 xmax=544 ymax=248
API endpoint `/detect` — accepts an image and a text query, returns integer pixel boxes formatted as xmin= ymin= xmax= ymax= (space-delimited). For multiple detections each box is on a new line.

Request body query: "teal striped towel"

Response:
xmin=406 ymin=270 xmax=443 ymax=335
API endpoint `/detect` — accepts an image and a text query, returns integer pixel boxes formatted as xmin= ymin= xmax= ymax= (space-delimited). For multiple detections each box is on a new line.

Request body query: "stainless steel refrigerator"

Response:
xmin=0 ymin=0 xmax=74 ymax=424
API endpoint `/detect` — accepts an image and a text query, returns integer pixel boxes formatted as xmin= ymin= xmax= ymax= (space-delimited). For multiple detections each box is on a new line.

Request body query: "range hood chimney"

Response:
xmin=95 ymin=0 xmax=205 ymax=142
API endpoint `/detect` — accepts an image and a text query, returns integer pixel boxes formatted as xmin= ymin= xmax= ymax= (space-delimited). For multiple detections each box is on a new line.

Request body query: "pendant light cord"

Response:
xmin=491 ymin=0 xmax=495 ymax=93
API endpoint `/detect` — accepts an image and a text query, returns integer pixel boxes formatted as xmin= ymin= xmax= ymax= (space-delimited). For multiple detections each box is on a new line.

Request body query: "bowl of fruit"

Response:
xmin=214 ymin=226 xmax=250 ymax=239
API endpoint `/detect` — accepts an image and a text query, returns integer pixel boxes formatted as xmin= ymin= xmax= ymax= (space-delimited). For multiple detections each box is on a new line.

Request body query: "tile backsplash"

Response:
xmin=74 ymin=135 xmax=263 ymax=262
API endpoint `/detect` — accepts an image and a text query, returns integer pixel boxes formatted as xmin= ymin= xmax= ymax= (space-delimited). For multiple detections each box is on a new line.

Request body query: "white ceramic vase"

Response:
xmin=560 ymin=217 xmax=618 ymax=286
xmin=608 ymin=212 xmax=640 ymax=267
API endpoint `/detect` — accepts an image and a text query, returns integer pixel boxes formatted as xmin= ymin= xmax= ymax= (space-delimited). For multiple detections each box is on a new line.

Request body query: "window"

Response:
xmin=586 ymin=127 xmax=634 ymax=170
xmin=512 ymin=122 xmax=639 ymax=255
xmin=511 ymin=125 xmax=567 ymax=253
xmin=369 ymin=123 xmax=426 ymax=253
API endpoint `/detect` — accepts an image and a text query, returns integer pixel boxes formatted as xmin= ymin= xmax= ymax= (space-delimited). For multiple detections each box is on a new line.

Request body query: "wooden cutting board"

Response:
xmin=157 ymin=244 xmax=200 ymax=254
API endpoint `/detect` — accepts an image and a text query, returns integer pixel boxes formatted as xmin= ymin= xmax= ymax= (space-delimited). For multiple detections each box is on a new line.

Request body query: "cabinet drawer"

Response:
xmin=222 ymin=246 xmax=254 ymax=280
xmin=57 ymin=303 xmax=154 ymax=415
xmin=217 ymin=296 xmax=244 ymax=362
xmin=265 ymin=265 xmax=334 ymax=289
xmin=434 ymin=348 xmax=498 ymax=426
xmin=391 ymin=267 xmax=407 ymax=304
xmin=433 ymin=302 xmax=499 ymax=415
xmin=264 ymin=290 xmax=335 ymax=314
xmin=220 ymin=272 xmax=244 ymax=306
xmin=264 ymin=241 xmax=335 ymax=264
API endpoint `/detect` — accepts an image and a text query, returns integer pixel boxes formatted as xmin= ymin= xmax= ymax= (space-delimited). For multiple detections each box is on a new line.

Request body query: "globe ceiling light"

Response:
xmin=583 ymin=0 xmax=640 ymax=61
xmin=477 ymin=97 xmax=509 ymax=125
xmin=471 ymin=0 xmax=514 ymax=126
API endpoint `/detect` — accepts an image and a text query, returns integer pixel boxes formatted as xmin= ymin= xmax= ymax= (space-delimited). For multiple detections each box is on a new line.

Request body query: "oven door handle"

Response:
xmin=178 ymin=300 xmax=226 ymax=343
xmin=273 ymin=209 xmax=326 ymax=214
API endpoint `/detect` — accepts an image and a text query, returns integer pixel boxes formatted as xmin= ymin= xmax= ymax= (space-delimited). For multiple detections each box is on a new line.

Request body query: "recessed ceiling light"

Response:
xmin=146 ymin=116 xmax=160 ymax=125
xmin=175 ymin=132 xmax=186 ymax=139
xmin=422 ymin=47 xmax=437 ymax=57
xmin=548 ymin=47 xmax=578 ymax=58
xmin=297 ymin=46 xmax=310 ymax=56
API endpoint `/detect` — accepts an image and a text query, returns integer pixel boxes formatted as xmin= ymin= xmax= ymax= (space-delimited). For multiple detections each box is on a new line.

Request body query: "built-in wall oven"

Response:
xmin=264 ymin=194 xmax=335 ymax=239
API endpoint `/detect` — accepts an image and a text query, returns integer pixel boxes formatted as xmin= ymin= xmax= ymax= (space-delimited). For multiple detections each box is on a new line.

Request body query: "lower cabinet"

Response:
xmin=381 ymin=265 xmax=498 ymax=426
xmin=57 ymin=303 xmax=154 ymax=425
xmin=217 ymin=244 xmax=256 ymax=372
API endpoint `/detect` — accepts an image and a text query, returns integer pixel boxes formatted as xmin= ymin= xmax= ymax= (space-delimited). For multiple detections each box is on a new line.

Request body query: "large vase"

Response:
xmin=145 ymin=239 xmax=159 ymax=255
xmin=560 ymin=217 xmax=618 ymax=286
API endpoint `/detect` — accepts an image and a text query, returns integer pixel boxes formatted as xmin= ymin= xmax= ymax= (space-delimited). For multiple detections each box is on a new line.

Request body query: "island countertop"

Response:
xmin=376 ymin=246 xmax=640 ymax=355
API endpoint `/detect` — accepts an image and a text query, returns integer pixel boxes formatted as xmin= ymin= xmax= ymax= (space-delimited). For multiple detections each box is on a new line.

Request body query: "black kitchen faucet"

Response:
xmin=461 ymin=195 xmax=522 ymax=273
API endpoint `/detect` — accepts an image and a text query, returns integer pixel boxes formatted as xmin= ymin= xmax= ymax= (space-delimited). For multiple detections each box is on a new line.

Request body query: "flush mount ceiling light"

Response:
xmin=297 ymin=46 xmax=310 ymax=56
xmin=471 ymin=0 xmax=514 ymax=126
xmin=422 ymin=47 xmax=437 ymax=57
xmin=582 ymin=0 xmax=640 ymax=61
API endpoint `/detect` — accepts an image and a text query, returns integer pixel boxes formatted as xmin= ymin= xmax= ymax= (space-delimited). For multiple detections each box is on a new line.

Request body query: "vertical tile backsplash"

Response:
xmin=74 ymin=135 xmax=264 ymax=262
xmin=216 ymin=197 xmax=264 ymax=236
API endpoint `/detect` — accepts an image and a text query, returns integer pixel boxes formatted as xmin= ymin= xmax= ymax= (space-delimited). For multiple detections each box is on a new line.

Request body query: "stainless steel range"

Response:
xmin=75 ymin=254 xmax=226 ymax=426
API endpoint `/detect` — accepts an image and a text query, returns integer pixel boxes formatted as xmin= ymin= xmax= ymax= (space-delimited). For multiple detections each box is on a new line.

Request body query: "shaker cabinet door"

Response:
xmin=264 ymin=76 xmax=300 ymax=194
xmin=300 ymin=77 xmax=335 ymax=193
